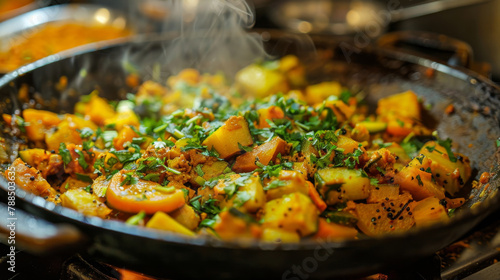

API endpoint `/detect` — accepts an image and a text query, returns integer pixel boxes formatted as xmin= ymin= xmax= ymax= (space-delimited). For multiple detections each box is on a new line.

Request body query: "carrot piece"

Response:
xmin=315 ymin=218 xmax=357 ymax=240
xmin=232 ymin=136 xmax=288 ymax=172
xmin=307 ymin=181 xmax=327 ymax=212
xmin=106 ymin=171 xmax=186 ymax=214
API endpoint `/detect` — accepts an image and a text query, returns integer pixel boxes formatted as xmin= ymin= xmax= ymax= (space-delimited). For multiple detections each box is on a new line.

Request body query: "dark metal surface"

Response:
xmin=0 ymin=31 xmax=499 ymax=279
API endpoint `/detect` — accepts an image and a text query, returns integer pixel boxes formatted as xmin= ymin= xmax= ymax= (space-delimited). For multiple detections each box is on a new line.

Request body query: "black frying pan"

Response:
xmin=0 ymin=30 xmax=499 ymax=279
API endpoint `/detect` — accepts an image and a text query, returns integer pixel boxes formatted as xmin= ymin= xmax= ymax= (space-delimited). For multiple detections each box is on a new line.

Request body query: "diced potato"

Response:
xmin=197 ymin=185 xmax=223 ymax=205
xmin=235 ymin=64 xmax=289 ymax=98
xmin=190 ymin=160 xmax=228 ymax=187
xmin=285 ymin=90 xmax=307 ymax=102
xmin=60 ymin=177 xmax=91 ymax=193
xmin=315 ymin=167 xmax=370 ymax=205
xmin=360 ymin=121 xmax=387 ymax=133
xmin=355 ymin=193 xmax=415 ymax=236
xmin=7 ymin=158 xmax=57 ymax=201
xmin=305 ymin=82 xmax=342 ymax=105
xmin=139 ymin=80 xmax=167 ymax=99
xmin=376 ymin=90 xmax=421 ymax=120
xmin=265 ymin=170 xmax=309 ymax=201
xmin=419 ymin=141 xmax=471 ymax=195
xmin=323 ymin=100 xmax=355 ymax=123
xmin=202 ymin=116 xmax=253 ymax=159
xmin=255 ymin=106 xmax=285 ymax=129
xmin=292 ymin=161 xmax=308 ymax=177
xmin=300 ymin=139 xmax=319 ymax=177
xmin=213 ymin=210 xmax=261 ymax=240
xmin=336 ymin=136 xmax=363 ymax=155
xmin=386 ymin=142 xmax=411 ymax=171
xmin=262 ymin=228 xmax=300 ymax=243
xmin=61 ymin=188 xmax=112 ymax=218
xmin=411 ymin=197 xmax=449 ymax=227
xmin=64 ymin=114 xmax=98 ymax=131
xmin=169 ymin=205 xmax=201 ymax=231
xmin=146 ymin=211 xmax=195 ymax=236
xmin=168 ymin=68 xmax=200 ymax=86
xmin=19 ymin=148 xmax=47 ymax=166
xmin=366 ymin=184 xmax=400 ymax=204
xmin=201 ymin=160 xmax=229 ymax=180
xmin=301 ymin=139 xmax=319 ymax=158
xmin=262 ymin=192 xmax=319 ymax=237
xmin=18 ymin=148 xmax=62 ymax=178
xmin=351 ymin=123 xmax=370 ymax=142
xmin=279 ymin=55 xmax=306 ymax=88
xmin=84 ymin=93 xmax=116 ymax=126
xmin=394 ymin=155 xmax=445 ymax=200
xmin=314 ymin=218 xmax=358 ymax=241
xmin=221 ymin=174 xmax=265 ymax=213
xmin=45 ymin=114 xmax=96 ymax=151
xmin=385 ymin=117 xmax=415 ymax=137
xmin=22 ymin=109 xmax=61 ymax=142
xmin=104 ymin=109 xmax=140 ymax=131
xmin=45 ymin=120 xmax=81 ymax=151
xmin=233 ymin=136 xmax=288 ymax=172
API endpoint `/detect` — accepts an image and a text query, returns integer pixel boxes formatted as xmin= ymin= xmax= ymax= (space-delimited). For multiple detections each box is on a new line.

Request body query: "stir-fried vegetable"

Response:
xmin=1 ymin=55 xmax=474 ymax=242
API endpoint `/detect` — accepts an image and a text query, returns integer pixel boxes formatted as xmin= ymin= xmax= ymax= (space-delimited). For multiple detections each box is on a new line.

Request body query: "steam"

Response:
xmin=130 ymin=0 xmax=269 ymax=80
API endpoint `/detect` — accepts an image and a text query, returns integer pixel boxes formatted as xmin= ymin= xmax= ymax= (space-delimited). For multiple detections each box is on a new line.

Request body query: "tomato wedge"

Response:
xmin=106 ymin=171 xmax=185 ymax=214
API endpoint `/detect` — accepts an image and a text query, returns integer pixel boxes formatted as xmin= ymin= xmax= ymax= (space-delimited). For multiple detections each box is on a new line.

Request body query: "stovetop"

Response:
xmin=0 ymin=209 xmax=499 ymax=280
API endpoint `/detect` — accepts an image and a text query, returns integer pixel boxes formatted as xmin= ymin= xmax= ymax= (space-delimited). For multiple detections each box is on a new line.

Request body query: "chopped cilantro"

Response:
xmin=396 ymin=119 xmax=405 ymax=127
xmin=83 ymin=185 xmax=92 ymax=193
xmin=126 ymin=211 xmax=146 ymax=225
xmin=59 ymin=143 xmax=72 ymax=166
xmin=121 ymin=173 xmax=139 ymax=186
xmin=76 ymin=173 xmax=93 ymax=183
xmin=78 ymin=127 xmax=94 ymax=139
xmin=437 ymin=138 xmax=457 ymax=163
xmin=264 ymin=180 xmax=287 ymax=191
xmin=75 ymin=149 xmax=88 ymax=170
xmin=238 ymin=142 xmax=253 ymax=152
xmin=195 ymin=165 xmax=205 ymax=177
xmin=233 ymin=191 xmax=252 ymax=207
xmin=416 ymin=174 xmax=423 ymax=186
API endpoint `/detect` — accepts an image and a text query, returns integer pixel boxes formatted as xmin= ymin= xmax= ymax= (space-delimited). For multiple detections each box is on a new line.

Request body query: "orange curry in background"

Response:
xmin=0 ymin=0 xmax=33 ymax=16
xmin=0 ymin=22 xmax=132 ymax=72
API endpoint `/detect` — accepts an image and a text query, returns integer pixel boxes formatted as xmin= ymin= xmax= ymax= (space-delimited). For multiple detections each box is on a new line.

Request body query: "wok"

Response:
xmin=0 ymin=30 xmax=499 ymax=279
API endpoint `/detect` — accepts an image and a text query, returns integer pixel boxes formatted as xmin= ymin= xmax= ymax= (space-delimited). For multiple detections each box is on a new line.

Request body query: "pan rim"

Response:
xmin=0 ymin=31 xmax=499 ymax=251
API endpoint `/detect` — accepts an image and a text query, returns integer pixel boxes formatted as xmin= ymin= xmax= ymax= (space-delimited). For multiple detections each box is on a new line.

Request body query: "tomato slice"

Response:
xmin=106 ymin=171 xmax=185 ymax=214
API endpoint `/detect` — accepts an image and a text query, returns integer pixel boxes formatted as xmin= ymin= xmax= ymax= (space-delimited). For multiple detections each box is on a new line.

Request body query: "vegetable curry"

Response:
xmin=0 ymin=22 xmax=131 ymax=72
xmin=1 ymin=55 xmax=472 ymax=242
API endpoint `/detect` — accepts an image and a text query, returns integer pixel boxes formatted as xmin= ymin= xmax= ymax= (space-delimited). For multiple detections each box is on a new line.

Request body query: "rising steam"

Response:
xmin=133 ymin=0 xmax=269 ymax=79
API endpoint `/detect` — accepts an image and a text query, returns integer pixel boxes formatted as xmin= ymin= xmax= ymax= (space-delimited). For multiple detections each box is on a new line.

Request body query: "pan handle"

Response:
xmin=0 ymin=202 xmax=85 ymax=255
xmin=377 ymin=31 xmax=491 ymax=77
